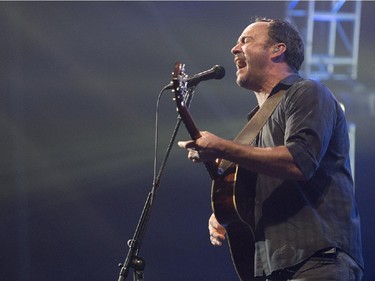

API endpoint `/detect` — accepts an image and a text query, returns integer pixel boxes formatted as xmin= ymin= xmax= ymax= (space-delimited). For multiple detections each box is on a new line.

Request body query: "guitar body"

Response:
xmin=171 ymin=62 xmax=256 ymax=281
xmin=211 ymin=165 xmax=256 ymax=281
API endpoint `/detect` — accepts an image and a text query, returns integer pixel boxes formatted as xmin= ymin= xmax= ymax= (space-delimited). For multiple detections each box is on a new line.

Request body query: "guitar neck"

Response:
xmin=203 ymin=161 xmax=218 ymax=180
xmin=178 ymin=107 xmax=217 ymax=179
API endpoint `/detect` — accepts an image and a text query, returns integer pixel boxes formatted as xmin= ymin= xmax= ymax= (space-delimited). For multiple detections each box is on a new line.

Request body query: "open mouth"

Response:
xmin=235 ymin=58 xmax=247 ymax=70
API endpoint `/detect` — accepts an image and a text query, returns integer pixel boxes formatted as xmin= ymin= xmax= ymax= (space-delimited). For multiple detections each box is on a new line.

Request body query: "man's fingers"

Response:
xmin=208 ymin=214 xmax=226 ymax=246
xmin=177 ymin=140 xmax=195 ymax=149
xmin=209 ymin=232 xmax=225 ymax=246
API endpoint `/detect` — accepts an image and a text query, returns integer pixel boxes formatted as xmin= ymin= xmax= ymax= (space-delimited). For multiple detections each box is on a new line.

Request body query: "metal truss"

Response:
xmin=286 ymin=0 xmax=362 ymax=81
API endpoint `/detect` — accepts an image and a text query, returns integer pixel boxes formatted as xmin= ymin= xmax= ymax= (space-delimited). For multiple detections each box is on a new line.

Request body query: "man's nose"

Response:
xmin=231 ymin=43 xmax=241 ymax=55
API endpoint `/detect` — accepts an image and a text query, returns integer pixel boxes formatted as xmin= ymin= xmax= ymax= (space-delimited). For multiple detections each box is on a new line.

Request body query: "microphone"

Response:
xmin=165 ymin=65 xmax=225 ymax=90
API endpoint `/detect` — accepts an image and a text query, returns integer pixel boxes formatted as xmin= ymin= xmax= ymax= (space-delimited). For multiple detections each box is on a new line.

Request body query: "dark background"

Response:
xmin=1 ymin=2 xmax=374 ymax=281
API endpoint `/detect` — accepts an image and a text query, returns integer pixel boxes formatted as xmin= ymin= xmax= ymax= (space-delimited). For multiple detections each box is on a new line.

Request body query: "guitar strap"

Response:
xmin=218 ymin=89 xmax=286 ymax=174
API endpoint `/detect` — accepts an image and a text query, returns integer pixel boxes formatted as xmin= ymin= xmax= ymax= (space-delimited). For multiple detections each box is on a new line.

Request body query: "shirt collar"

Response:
xmin=270 ymin=73 xmax=302 ymax=95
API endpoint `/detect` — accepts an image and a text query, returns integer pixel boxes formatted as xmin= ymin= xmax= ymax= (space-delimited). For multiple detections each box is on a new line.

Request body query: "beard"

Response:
xmin=236 ymin=67 xmax=264 ymax=92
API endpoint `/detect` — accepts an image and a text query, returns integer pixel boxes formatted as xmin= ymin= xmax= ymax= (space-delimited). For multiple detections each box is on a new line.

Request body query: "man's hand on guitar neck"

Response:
xmin=208 ymin=213 xmax=226 ymax=246
xmin=178 ymin=131 xmax=226 ymax=163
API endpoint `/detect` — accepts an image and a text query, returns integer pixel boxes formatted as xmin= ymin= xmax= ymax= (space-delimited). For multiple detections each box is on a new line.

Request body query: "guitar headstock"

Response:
xmin=171 ymin=62 xmax=188 ymax=111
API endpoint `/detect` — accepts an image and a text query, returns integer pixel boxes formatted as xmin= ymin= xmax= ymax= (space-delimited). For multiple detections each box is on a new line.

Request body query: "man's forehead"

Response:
xmin=241 ymin=21 xmax=269 ymax=37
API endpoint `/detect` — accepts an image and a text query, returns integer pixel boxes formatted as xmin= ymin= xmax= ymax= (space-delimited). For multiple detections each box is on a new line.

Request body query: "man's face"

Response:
xmin=231 ymin=22 xmax=273 ymax=91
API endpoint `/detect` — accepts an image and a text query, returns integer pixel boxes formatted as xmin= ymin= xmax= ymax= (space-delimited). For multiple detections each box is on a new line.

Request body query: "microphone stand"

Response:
xmin=117 ymin=87 xmax=196 ymax=281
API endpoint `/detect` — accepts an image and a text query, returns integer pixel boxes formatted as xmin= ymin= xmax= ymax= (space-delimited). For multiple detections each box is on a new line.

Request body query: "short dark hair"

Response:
xmin=255 ymin=17 xmax=304 ymax=72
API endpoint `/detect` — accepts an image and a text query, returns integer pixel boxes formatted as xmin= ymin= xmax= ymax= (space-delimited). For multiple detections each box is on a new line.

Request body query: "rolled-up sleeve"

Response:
xmin=284 ymin=80 xmax=337 ymax=179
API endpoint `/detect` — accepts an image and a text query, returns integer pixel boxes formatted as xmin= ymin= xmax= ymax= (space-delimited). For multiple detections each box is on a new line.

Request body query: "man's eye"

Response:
xmin=240 ymin=36 xmax=251 ymax=44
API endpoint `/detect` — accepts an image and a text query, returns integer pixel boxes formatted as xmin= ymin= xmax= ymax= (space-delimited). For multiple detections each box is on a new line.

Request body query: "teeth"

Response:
xmin=236 ymin=60 xmax=246 ymax=69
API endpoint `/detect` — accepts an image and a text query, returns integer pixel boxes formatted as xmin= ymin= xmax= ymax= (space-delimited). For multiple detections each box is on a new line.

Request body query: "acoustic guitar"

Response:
xmin=171 ymin=62 xmax=255 ymax=281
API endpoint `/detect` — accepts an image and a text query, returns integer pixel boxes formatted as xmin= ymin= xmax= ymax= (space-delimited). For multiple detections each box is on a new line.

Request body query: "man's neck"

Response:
xmin=254 ymin=91 xmax=271 ymax=107
xmin=254 ymin=70 xmax=294 ymax=107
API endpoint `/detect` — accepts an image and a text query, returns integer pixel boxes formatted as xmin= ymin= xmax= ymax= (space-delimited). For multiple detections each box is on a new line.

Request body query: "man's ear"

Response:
xmin=272 ymin=43 xmax=286 ymax=55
